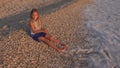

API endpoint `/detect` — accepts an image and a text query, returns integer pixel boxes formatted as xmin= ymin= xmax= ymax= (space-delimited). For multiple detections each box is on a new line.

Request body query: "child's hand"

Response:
xmin=41 ymin=28 xmax=48 ymax=33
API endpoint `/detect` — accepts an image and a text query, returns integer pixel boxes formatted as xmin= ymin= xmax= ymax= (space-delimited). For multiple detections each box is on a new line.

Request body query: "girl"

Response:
xmin=29 ymin=8 xmax=67 ymax=52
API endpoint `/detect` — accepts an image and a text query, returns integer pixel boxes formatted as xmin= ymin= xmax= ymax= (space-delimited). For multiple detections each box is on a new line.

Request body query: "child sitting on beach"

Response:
xmin=29 ymin=8 xmax=67 ymax=52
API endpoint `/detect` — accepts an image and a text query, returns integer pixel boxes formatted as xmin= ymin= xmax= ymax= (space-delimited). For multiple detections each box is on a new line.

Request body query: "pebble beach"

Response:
xmin=0 ymin=0 xmax=120 ymax=68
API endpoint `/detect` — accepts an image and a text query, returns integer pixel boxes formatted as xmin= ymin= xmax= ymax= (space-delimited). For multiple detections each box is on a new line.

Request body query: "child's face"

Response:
xmin=32 ymin=12 xmax=39 ymax=21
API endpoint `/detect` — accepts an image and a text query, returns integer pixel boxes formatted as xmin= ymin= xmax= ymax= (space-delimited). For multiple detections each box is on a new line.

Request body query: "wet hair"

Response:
xmin=30 ymin=8 xmax=40 ymax=19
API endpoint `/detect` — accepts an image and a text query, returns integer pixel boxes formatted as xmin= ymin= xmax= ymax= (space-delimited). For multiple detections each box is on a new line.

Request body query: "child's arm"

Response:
xmin=39 ymin=19 xmax=48 ymax=33
xmin=29 ymin=21 xmax=45 ymax=34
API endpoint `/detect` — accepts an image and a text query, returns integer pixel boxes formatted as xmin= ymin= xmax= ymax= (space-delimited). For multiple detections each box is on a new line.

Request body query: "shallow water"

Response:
xmin=83 ymin=0 xmax=120 ymax=67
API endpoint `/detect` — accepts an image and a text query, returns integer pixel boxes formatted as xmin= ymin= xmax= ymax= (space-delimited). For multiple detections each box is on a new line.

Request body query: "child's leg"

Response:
xmin=49 ymin=36 xmax=67 ymax=47
xmin=45 ymin=34 xmax=67 ymax=51
xmin=38 ymin=37 xmax=61 ymax=52
xmin=45 ymin=34 xmax=60 ymax=44
xmin=45 ymin=34 xmax=67 ymax=47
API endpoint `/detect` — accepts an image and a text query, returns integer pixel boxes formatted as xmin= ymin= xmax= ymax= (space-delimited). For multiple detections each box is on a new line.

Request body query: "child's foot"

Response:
xmin=60 ymin=44 xmax=67 ymax=49
xmin=58 ymin=48 xmax=66 ymax=53
xmin=58 ymin=45 xmax=67 ymax=53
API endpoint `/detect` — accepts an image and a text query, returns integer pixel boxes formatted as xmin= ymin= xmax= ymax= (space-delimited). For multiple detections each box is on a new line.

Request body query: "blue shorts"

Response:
xmin=31 ymin=32 xmax=46 ymax=41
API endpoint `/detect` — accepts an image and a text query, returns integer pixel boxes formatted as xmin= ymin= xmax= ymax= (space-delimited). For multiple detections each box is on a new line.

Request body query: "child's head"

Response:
xmin=30 ymin=8 xmax=40 ymax=21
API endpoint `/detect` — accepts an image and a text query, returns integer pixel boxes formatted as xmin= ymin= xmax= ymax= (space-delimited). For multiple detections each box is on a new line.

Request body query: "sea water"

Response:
xmin=83 ymin=0 xmax=120 ymax=67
